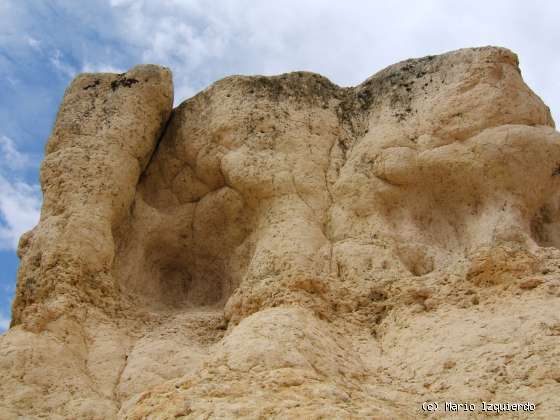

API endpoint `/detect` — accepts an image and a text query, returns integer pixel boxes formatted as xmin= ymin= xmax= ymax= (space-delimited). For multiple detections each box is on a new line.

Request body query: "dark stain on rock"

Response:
xmin=111 ymin=77 xmax=139 ymax=91
xmin=83 ymin=79 xmax=101 ymax=90
xmin=245 ymin=72 xmax=340 ymax=108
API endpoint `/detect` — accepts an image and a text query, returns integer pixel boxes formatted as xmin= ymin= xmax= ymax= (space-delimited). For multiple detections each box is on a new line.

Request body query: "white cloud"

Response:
xmin=0 ymin=315 xmax=9 ymax=333
xmin=93 ymin=0 xmax=559 ymax=122
xmin=0 ymin=136 xmax=41 ymax=251
xmin=25 ymin=35 xmax=40 ymax=50
xmin=2 ymin=0 xmax=559 ymax=119
xmin=0 ymin=136 xmax=31 ymax=170
xmin=107 ymin=0 xmax=227 ymax=105
xmin=9 ymin=0 xmax=555 ymax=116
xmin=49 ymin=49 xmax=77 ymax=79
xmin=0 ymin=175 xmax=41 ymax=251
xmin=82 ymin=63 xmax=125 ymax=73
xmin=109 ymin=0 xmax=134 ymax=6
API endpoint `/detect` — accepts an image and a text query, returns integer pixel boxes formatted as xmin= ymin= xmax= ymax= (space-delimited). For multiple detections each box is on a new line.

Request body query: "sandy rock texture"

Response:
xmin=1 ymin=46 xmax=560 ymax=419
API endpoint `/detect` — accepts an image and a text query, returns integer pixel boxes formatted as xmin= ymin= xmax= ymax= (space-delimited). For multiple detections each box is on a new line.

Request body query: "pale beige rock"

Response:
xmin=1 ymin=47 xmax=560 ymax=419
xmin=2 ymin=65 xmax=174 ymax=418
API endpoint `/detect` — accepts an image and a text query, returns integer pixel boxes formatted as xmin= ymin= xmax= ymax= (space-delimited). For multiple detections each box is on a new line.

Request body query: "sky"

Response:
xmin=0 ymin=0 xmax=559 ymax=332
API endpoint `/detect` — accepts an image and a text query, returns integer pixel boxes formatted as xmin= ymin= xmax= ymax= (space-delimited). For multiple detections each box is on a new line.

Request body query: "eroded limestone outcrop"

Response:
xmin=1 ymin=47 xmax=560 ymax=419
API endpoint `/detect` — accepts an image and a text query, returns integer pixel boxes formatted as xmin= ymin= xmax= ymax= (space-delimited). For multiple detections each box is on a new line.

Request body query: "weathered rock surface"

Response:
xmin=1 ymin=47 xmax=560 ymax=419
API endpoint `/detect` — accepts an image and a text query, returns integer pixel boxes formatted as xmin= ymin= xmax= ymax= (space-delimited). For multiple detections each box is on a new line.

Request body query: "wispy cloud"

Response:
xmin=0 ymin=135 xmax=32 ymax=170
xmin=0 ymin=176 xmax=41 ymax=251
xmin=0 ymin=136 xmax=41 ymax=251
xmin=94 ymin=0 xmax=560 ymax=120
xmin=24 ymin=35 xmax=41 ymax=50
xmin=82 ymin=63 xmax=125 ymax=74
xmin=4 ymin=0 xmax=559 ymax=115
xmin=0 ymin=314 xmax=9 ymax=333
xmin=49 ymin=49 xmax=77 ymax=79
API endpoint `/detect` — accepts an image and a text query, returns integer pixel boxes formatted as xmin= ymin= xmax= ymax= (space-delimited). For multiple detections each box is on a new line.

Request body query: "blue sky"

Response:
xmin=1 ymin=0 xmax=559 ymax=332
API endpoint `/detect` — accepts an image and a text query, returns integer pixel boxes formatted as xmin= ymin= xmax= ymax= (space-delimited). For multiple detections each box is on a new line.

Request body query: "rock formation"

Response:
xmin=1 ymin=47 xmax=560 ymax=418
